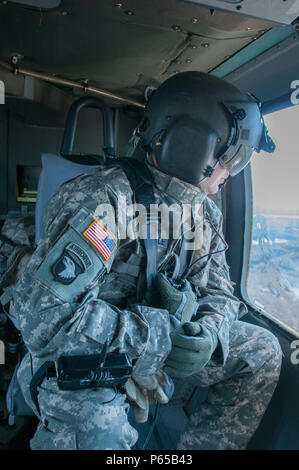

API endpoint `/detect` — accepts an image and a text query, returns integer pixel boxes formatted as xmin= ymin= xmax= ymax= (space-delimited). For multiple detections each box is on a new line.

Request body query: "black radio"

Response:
xmin=56 ymin=351 xmax=132 ymax=391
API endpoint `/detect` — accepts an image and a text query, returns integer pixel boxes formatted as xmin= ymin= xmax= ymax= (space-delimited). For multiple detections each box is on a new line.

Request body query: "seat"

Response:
xmin=35 ymin=153 xmax=98 ymax=243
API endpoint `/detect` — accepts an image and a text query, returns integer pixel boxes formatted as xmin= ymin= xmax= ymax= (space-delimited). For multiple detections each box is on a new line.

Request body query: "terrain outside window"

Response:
xmin=246 ymin=104 xmax=299 ymax=335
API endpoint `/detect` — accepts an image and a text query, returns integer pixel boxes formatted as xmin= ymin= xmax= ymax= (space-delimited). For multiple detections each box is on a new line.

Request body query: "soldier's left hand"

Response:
xmin=153 ymin=272 xmax=198 ymax=326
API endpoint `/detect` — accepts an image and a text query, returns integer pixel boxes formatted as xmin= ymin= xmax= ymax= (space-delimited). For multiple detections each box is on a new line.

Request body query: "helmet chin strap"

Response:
xmin=151 ymin=152 xmax=160 ymax=170
xmin=218 ymin=176 xmax=229 ymax=191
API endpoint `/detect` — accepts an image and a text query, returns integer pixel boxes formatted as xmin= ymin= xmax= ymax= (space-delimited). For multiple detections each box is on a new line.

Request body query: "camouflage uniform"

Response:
xmin=177 ymin=319 xmax=282 ymax=450
xmin=0 ymin=215 xmax=36 ymax=426
xmin=0 ymin=215 xmax=35 ymax=290
xmin=11 ymin=162 xmax=282 ymax=450
xmin=0 ymin=214 xmax=36 ymax=328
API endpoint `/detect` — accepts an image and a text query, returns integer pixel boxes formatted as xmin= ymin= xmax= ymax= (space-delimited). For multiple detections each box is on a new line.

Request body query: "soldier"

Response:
xmin=11 ymin=71 xmax=282 ymax=450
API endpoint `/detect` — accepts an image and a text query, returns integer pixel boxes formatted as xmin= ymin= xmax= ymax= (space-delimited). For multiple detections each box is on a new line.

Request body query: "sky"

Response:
xmin=251 ymin=104 xmax=299 ymax=214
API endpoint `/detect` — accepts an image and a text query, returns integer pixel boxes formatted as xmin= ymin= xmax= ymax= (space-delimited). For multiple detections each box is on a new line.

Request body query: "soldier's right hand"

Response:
xmin=125 ymin=371 xmax=170 ymax=423
xmin=164 ymin=322 xmax=218 ymax=378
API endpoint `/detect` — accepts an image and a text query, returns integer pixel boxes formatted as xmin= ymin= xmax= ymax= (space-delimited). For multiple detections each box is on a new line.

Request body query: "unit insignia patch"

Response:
xmin=51 ymin=242 xmax=92 ymax=285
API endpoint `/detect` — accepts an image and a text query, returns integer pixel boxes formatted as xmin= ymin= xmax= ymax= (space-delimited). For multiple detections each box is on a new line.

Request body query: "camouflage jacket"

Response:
xmin=0 ymin=215 xmax=35 ymax=297
xmin=11 ymin=162 xmax=246 ymax=375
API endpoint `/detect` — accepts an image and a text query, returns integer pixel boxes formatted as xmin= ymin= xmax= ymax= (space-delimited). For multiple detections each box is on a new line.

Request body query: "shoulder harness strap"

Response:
xmin=116 ymin=158 xmax=157 ymax=299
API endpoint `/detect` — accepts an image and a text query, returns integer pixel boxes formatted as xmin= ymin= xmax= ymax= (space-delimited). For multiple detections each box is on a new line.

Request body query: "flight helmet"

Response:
xmin=138 ymin=71 xmax=275 ymax=186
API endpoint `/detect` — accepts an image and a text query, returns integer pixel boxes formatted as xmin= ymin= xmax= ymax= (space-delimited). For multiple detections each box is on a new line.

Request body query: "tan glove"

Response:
xmin=125 ymin=371 xmax=170 ymax=423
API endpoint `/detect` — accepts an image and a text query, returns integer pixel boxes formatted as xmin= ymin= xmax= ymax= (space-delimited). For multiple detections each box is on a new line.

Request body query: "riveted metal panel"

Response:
xmin=0 ymin=0 xmax=275 ymax=99
xmin=180 ymin=0 xmax=299 ymax=24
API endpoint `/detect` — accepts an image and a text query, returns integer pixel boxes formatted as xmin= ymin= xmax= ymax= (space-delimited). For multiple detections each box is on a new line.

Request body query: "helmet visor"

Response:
xmin=219 ymin=145 xmax=253 ymax=176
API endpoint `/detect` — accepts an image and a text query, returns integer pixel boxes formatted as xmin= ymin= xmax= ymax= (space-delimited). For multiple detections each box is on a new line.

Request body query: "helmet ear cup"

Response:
xmin=155 ymin=117 xmax=218 ymax=186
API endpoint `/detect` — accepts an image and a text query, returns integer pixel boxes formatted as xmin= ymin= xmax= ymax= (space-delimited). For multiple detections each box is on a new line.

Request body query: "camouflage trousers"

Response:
xmin=17 ymin=354 xmax=138 ymax=450
xmin=17 ymin=320 xmax=281 ymax=450
xmin=176 ymin=320 xmax=282 ymax=450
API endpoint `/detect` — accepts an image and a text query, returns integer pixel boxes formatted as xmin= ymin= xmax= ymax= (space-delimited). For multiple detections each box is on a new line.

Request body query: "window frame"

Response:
xmin=239 ymin=96 xmax=299 ymax=339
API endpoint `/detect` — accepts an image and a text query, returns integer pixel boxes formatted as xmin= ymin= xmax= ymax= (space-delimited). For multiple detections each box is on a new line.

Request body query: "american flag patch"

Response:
xmin=83 ymin=219 xmax=117 ymax=261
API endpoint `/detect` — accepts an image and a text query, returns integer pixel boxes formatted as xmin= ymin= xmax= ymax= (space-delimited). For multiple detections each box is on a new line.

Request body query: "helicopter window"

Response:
xmin=246 ymin=104 xmax=299 ymax=335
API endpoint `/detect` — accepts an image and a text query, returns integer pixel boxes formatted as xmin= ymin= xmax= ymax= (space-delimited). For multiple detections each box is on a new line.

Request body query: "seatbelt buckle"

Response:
xmin=54 ymin=361 xmax=59 ymax=378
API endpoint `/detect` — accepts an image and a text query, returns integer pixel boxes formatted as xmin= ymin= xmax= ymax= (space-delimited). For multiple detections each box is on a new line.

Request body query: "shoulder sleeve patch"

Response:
xmin=35 ymin=208 xmax=117 ymax=303
xmin=83 ymin=219 xmax=117 ymax=261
